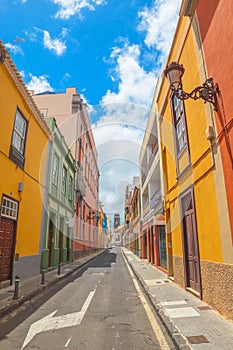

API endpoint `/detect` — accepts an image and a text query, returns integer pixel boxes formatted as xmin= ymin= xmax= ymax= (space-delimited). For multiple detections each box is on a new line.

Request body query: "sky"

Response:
xmin=1 ymin=0 xmax=182 ymax=222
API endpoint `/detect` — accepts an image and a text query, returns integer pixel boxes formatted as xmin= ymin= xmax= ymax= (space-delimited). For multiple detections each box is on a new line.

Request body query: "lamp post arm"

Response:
xmin=173 ymin=78 xmax=218 ymax=111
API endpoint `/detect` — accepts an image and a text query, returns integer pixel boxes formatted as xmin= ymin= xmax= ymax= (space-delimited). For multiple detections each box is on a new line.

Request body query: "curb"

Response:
xmin=122 ymin=250 xmax=192 ymax=350
xmin=0 ymin=249 xmax=107 ymax=320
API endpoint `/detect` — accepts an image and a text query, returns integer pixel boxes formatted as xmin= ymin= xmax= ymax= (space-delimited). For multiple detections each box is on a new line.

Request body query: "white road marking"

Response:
xmin=21 ymin=290 xmax=96 ymax=349
xmin=164 ymin=307 xmax=200 ymax=318
xmin=122 ymin=253 xmax=171 ymax=350
xmin=160 ymin=300 xmax=187 ymax=306
xmin=65 ymin=337 xmax=72 ymax=347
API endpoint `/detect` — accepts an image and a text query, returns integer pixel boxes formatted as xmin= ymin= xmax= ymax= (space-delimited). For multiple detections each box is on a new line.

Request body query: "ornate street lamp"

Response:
xmin=164 ymin=61 xmax=219 ymax=111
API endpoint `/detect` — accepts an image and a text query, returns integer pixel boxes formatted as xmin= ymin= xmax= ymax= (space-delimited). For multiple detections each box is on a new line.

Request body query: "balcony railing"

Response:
xmin=150 ymin=187 xmax=163 ymax=210
xmin=141 ymin=142 xmax=159 ymax=186
xmin=147 ymin=142 xmax=158 ymax=170
xmin=75 ymin=174 xmax=86 ymax=199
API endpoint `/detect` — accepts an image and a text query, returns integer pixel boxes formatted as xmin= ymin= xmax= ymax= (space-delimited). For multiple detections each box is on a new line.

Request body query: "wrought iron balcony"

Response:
xmin=75 ymin=174 xmax=86 ymax=198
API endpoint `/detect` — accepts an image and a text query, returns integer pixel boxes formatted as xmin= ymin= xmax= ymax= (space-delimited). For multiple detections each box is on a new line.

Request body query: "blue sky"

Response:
xmin=1 ymin=0 xmax=181 ymax=219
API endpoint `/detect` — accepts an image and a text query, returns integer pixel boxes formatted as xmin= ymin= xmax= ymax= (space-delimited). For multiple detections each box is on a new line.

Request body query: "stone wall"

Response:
xmin=201 ymin=260 xmax=233 ymax=320
xmin=173 ymin=255 xmax=185 ymax=288
xmin=172 ymin=256 xmax=233 ymax=320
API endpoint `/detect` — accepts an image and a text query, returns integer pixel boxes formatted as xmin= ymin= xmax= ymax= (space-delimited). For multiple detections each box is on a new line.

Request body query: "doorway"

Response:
xmin=48 ymin=213 xmax=55 ymax=267
xmin=181 ymin=190 xmax=202 ymax=295
xmin=59 ymin=218 xmax=64 ymax=263
xmin=0 ymin=218 xmax=15 ymax=282
xmin=158 ymin=225 xmax=167 ymax=269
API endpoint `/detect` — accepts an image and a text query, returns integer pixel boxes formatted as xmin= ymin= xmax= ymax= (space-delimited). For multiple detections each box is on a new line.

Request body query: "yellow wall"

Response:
xmin=0 ymin=63 xmax=49 ymax=257
xmin=158 ymin=16 xmax=222 ymax=263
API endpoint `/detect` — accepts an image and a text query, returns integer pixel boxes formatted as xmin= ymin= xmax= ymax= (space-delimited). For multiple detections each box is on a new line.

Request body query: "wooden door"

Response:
xmin=0 ymin=218 xmax=15 ymax=282
xmin=59 ymin=218 xmax=64 ymax=263
xmin=66 ymin=226 xmax=70 ymax=261
xmin=182 ymin=192 xmax=201 ymax=294
xmin=48 ymin=218 xmax=54 ymax=267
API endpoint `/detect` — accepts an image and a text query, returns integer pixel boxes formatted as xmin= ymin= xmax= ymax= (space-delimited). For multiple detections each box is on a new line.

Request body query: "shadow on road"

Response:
xmin=85 ymin=249 xmax=117 ymax=268
xmin=0 ymin=249 xmax=118 ymax=340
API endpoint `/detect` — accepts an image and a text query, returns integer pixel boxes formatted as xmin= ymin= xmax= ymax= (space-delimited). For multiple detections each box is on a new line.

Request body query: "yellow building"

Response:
xmin=0 ymin=43 xmax=51 ymax=283
xmin=98 ymin=205 xmax=105 ymax=249
xmin=156 ymin=2 xmax=233 ymax=319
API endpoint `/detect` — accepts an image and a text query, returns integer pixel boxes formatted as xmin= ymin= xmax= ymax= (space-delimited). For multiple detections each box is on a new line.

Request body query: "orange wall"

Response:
xmin=197 ymin=0 xmax=233 ymax=243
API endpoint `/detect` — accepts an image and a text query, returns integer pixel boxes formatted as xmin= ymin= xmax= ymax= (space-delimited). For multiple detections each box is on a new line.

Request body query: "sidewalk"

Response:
xmin=122 ymin=247 xmax=233 ymax=350
xmin=0 ymin=249 xmax=106 ymax=319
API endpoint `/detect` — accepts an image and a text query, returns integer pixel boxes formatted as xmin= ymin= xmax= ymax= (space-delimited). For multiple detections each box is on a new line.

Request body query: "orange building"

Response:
xmin=0 ymin=43 xmax=51 ymax=283
xmin=156 ymin=0 xmax=233 ymax=319
xmin=196 ymin=0 xmax=233 ymax=245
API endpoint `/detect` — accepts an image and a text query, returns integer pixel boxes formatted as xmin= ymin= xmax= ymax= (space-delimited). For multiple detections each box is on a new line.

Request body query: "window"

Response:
xmin=78 ymin=138 xmax=82 ymax=164
xmin=10 ymin=109 xmax=28 ymax=168
xmin=52 ymin=154 xmax=59 ymax=186
xmin=172 ymin=94 xmax=187 ymax=154
xmin=62 ymin=166 xmax=67 ymax=194
xmin=1 ymin=196 xmax=18 ymax=221
xmin=68 ymin=175 xmax=73 ymax=200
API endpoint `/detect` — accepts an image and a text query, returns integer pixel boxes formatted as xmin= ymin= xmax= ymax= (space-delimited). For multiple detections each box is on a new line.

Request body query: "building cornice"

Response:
xmin=1 ymin=41 xmax=51 ymax=137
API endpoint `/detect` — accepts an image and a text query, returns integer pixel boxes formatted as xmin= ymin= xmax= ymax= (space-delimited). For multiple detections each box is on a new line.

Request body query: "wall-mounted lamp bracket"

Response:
xmin=173 ymin=78 xmax=218 ymax=111
xmin=164 ymin=62 xmax=219 ymax=111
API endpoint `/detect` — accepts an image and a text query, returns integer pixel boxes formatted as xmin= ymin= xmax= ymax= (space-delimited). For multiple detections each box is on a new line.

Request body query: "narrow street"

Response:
xmin=0 ymin=248 xmax=174 ymax=350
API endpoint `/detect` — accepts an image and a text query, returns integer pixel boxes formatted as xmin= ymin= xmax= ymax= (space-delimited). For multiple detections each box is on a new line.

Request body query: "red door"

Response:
xmin=150 ymin=227 xmax=155 ymax=264
xmin=0 ymin=218 xmax=15 ymax=282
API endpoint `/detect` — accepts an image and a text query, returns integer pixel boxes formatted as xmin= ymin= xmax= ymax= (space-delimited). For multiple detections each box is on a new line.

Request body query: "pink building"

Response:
xmin=32 ymin=88 xmax=99 ymax=258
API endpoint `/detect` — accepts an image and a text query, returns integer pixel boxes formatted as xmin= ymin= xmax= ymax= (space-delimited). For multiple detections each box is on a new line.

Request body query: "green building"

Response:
xmin=41 ymin=118 xmax=76 ymax=270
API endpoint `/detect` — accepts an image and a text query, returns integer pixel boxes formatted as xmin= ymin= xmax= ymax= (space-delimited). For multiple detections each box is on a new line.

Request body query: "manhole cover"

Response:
xmin=187 ymin=335 xmax=209 ymax=344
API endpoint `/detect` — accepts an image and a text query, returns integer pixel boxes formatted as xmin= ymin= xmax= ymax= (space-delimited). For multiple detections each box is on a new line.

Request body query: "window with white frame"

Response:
xmin=68 ymin=175 xmax=73 ymax=200
xmin=172 ymin=93 xmax=187 ymax=154
xmin=12 ymin=110 xmax=27 ymax=154
xmin=62 ymin=166 xmax=67 ymax=194
xmin=52 ymin=154 xmax=59 ymax=186
xmin=10 ymin=109 xmax=28 ymax=168
xmin=1 ymin=196 xmax=18 ymax=220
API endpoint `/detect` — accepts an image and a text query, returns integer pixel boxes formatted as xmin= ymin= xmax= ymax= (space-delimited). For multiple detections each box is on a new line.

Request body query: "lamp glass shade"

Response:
xmin=164 ymin=62 xmax=184 ymax=90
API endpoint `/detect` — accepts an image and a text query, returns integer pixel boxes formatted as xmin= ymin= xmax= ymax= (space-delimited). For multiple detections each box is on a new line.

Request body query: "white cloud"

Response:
xmin=25 ymin=27 xmax=67 ymax=56
xmin=138 ymin=0 xmax=182 ymax=59
xmin=52 ymin=0 xmax=106 ymax=19
xmin=62 ymin=72 xmax=71 ymax=81
xmin=92 ymin=120 xmax=145 ymax=215
xmin=4 ymin=43 xmax=23 ymax=55
xmin=25 ymin=30 xmax=38 ymax=42
xmin=43 ymin=30 xmax=67 ymax=56
xmin=26 ymin=74 xmax=54 ymax=94
xmin=101 ymin=43 xmax=156 ymax=109
xmin=61 ymin=27 xmax=68 ymax=38
xmin=87 ymin=1 xmax=181 ymax=217
xmin=98 ymin=40 xmax=155 ymax=216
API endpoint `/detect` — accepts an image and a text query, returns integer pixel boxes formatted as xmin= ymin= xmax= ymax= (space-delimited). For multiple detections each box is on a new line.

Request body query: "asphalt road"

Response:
xmin=0 ymin=247 xmax=175 ymax=349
